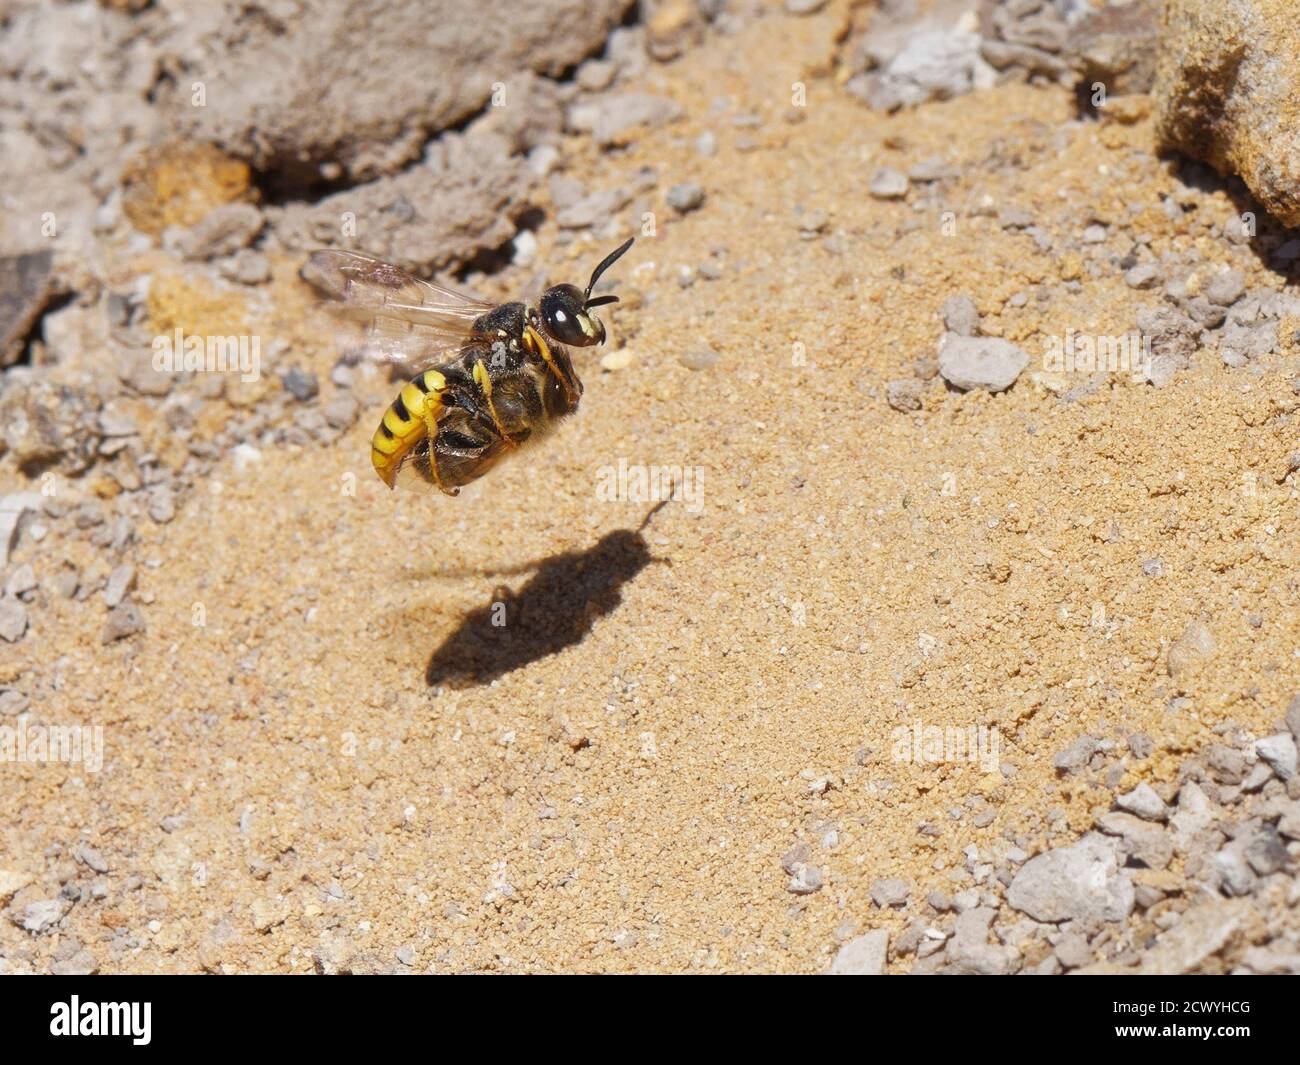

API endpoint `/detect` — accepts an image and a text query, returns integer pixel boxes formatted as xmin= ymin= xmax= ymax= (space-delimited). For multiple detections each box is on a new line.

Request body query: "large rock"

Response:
xmin=273 ymin=125 xmax=532 ymax=274
xmin=160 ymin=0 xmax=632 ymax=184
xmin=1154 ymin=0 xmax=1300 ymax=227
xmin=0 ymin=250 xmax=57 ymax=367
xmin=1006 ymin=834 xmax=1135 ymax=924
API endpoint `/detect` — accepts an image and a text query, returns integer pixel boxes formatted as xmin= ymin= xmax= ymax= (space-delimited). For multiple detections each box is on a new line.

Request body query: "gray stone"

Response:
xmin=50 ymin=949 xmax=98 ymax=975
xmin=0 ymin=492 xmax=44 ymax=568
xmin=944 ymin=907 xmax=1020 ymax=975
xmin=282 ymin=368 xmax=320 ymax=402
xmin=103 ymin=564 xmax=136 ymax=609
xmin=666 ymin=183 xmax=705 ymax=213
xmin=1212 ymin=836 xmax=1257 ymax=896
xmin=1141 ymin=897 xmax=1245 ymax=975
xmin=1006 ymin=834 xmax=1134 ymax=923
xmin=828 ymin=928 xmax=888 ymax=974
xmin=220 ymin=249 xmax=272 ymax=286
xmin=279 ymin=123 xmax=532 ymax=274
xmin=1256 ymin=733 xmax=1297 ymax=781
xmin=1154 ymin=0 xmax=1300 ymax=228
xmin=5 ymin=563 xmax=35 ymax=599
xmin=74 ymin=844 xmax=109 ymax=874
xmin=0 ymin=598 xmax=28 ymax=643
xmin=868 ymin=167 xmax=909 ymax=200
xmin=172 ymin=202 xmax=264 ymax=261
xmin=567 ymin=93 xmax=681 ymax=146
xmin=1169 ymin=781 xmax=1215 ymax=851
xmin=555 ymin=186 xmax=632 ymax=230
xmin=870 ymin=877 xmax=910 ymax=908
xmin=1287 ymin=694 xmax=1300 ymax=744
xmin=323 ymin=393 xmax=360 ymax=430
xmin=1167 ymin=619 xmax=1215 ymax=682
xmin=786 ymin=863 xmax=824 ymax=894
xmin=1245 ymin=825 xmax=1287 ymax=875
xmin=102 ymin=599 xmax=146 ymax=643
xmin=147 ymin=486 xmax=176 ymax=524
xmin=938 ymin=335 xmax=1028 ymax=392
xmin=1116 ymin=782 xmax=1168 ymax=820
xmin=1066 ymin=0 xmax=1159 ymax=95
xmin=15 ymin=897 xmax=68 ymax=933
xmin=1124 ymin=263 xmax=1160 ymax=289
xmin=1128 ymin=732 xmax=1155 ymax=759
xmin=1205 ymin=743 xmax=1251 ymax=785
xmin=886 ymin=378 xmax=924 ymax=412
xmin=162 ymin=0 xmax=625 ymax=181
xmin=941 ymin=294 xmax=979 ymax=337
xmin=0 ymin=249 xmax=57 ymax=367
xmin=678 ymin=349 xmax=719 ymax=372
xmin=851 ymin=27 xmax=991 ymax=111
xmin=1053 ymin=932 xmax=1094 ymax=970
xmin=1053 ymin=734 xmax=1099 ymax=773
xmin=1202 ymin=267 xmax=1246 ymax=306
xmin=1096 ymin=811 xmax=1173 ymax=869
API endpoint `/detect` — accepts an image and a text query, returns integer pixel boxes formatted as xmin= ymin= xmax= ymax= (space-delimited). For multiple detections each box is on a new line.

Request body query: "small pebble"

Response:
xmin=282 ymin=368 xmax=320 ymax=402
xmin=1124 ymin=263 xmax=1161 ymax=289
xmin=148 ymin=486 xmax=176 ymax=524
xmin=5 ymin=563 xmax=36 ymax=599
xmin=678 ymin=349 xmax=719 ymax=371
xmin=1116 ymin=783 xmax=1168 ymax=821
xmin=102 ymin=599 xmax=146 ymax=643
xmin=0 ymin=598 xmax=28 ymax=642
xmin=323 ymin=394 xmax=360 ymax=430
xmin=103 ymin=564 xmax=136 ymax=608
xmin=868 ymin=167 xmax=910 ymax=200
xmin=870 ymin=877 xmax=910 ymax=908
xmin=666 ymin=183 xmax=705 ymax=214
xmin=886 ymin=378 xmax=924 ymax=412
xmin=942 ymin=294 xmax=980 ymax=337
xmin=600 ymin=349 xmax=634 ymax=371
xmin=576 ymin=59 xmax=616 ymax=93
xmin=1203 ymin=267 xmax=1246 ymax=307
xmin=787 ymin=863 xmax=823 ymax=894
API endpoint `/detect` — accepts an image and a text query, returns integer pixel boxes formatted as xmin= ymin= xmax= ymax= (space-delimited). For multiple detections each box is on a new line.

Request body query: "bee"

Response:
xmin=306 ymin=238 xmax=634 ymax=495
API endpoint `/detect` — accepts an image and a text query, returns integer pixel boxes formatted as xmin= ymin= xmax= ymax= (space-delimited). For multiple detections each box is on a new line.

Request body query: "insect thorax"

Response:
xmin=471 ymin=300 xmax=528 ymax=339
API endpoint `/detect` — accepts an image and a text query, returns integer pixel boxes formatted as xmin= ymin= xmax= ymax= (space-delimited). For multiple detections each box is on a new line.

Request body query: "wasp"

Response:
xmin=306 ymin=237 xmax=634 ymax=494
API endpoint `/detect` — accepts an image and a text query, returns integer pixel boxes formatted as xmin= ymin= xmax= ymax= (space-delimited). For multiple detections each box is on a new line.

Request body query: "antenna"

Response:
xmin=584 ymin=237 xmax=634 ymax=307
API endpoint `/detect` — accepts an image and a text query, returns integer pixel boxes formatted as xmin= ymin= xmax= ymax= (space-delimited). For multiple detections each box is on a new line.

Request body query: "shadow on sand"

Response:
xmin=425 ymin=504 xmax=669 ymax=688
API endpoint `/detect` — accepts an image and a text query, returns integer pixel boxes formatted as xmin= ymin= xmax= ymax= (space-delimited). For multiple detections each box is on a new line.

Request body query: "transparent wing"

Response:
xmin=304 ymin=249 xmax=493 ymax=370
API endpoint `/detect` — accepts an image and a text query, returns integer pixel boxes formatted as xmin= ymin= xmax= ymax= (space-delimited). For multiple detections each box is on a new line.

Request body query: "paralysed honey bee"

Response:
xmin=306 ymin=238 xmax=634 ymax=495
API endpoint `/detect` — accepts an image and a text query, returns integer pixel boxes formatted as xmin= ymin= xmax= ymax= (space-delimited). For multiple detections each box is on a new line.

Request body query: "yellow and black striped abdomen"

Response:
xmin=370 ymin=368 xmax=446 ymax=488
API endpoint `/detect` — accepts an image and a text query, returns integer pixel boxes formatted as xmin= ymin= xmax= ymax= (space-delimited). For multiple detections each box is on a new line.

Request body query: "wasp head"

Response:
xmin=539 ymin=237 xmax=634 ymax=348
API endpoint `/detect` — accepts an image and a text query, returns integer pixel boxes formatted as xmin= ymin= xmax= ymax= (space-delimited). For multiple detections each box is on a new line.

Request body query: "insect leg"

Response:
xmin=471 ymin=358 xmax=522 ymax=448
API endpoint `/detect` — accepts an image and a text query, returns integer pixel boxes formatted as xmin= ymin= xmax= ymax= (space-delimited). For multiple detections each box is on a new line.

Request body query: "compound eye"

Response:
xmin=540 ymin=288 xmax=592 ymax=346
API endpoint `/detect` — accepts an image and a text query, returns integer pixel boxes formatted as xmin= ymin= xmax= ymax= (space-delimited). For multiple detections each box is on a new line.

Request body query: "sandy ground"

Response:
xmin=2 ymin=5 xmax=1299 ymax=973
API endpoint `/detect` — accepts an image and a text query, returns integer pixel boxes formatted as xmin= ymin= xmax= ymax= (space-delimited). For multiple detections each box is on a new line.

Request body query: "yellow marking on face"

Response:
xmin=578 ymin=313 xmax=596 ymax=338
